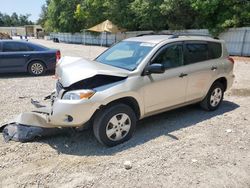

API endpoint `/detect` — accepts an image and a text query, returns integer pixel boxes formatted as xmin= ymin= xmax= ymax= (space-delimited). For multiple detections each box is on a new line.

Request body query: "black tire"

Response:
xmin=93 ymin=103 xmax=137 ymax=147
xmin=200 ymin=82 xmax=225 ymax=111
xmin=28 ymin=61 xmax=46 ymax=76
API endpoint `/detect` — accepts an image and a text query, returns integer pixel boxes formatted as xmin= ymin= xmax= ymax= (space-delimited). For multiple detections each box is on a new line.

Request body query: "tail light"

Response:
xmin=228 ymin=57 xmax=235 ymax=64
xmin=56 ymin=50 xmax=61 ymax=63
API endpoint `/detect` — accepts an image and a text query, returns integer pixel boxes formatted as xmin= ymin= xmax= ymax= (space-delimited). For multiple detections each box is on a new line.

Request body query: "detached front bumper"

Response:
xmin=4 ymin=92 xmax=99 ymax=129
xmin=1 ymin=92 xmax=99 ymax=142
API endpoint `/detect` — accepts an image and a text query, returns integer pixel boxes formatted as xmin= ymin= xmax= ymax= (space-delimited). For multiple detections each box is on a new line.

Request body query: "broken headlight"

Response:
xmin=62 ymin=90 xmax=95 ymax=100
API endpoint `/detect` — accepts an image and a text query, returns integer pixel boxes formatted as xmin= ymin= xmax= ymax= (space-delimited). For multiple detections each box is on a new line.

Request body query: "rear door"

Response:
xmin=0 ymin=41 xmax=31 ymax=72
xmin=184 ymin=41 xmax=220 ymax=101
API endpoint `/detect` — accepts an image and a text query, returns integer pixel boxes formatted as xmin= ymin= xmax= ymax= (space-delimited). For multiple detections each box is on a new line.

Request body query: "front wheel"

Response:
xmin=200 ymin=82 xmax=224 ymax=111
xmin=93 ymin=104 xmax=137 ymax=147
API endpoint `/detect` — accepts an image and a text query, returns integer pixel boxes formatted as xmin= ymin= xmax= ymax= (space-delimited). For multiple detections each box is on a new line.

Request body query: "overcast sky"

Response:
xmin=0 ymin=0 xmax=46 ymax=22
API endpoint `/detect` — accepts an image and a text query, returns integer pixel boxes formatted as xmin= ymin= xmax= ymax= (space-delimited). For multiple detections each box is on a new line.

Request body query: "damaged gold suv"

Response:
xmin=3 ymin=34 xmax=235 ymax=146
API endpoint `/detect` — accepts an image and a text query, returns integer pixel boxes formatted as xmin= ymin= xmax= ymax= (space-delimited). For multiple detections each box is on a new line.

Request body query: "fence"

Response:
xmin=49 ymin=29 xmax=209 ymax=46
xmin=50 ymin=32 xmax=118 ymax=46
xmin=219 ymin=27 xmax=250 ymax=56
xmin=49 ymin=28 xmax=250 ymax=56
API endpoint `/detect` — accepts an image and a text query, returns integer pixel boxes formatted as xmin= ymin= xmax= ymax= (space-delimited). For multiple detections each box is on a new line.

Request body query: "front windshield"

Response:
xmin=95 ymin=41 xmax=154 ymax=71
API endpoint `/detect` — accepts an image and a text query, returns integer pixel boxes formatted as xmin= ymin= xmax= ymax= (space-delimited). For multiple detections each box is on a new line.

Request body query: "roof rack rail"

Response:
xmin=171 ymin=33 xmax=213 ymax=38
xmin=136 ymin=32 xmax=171 ymax=37
xmin=136 ymin=32 xmax=218 ymax=39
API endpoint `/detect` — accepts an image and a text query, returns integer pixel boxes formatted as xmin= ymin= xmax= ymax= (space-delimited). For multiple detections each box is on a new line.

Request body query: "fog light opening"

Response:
xmin=64 ymin=115 xmax=73 ymax=122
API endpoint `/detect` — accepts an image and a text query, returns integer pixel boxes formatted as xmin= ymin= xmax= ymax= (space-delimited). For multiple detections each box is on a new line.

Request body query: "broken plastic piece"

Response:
xmin=2 ymin=124 xmax=71 ymax=142
xmin=31 ymin=98 xmax=46 ymax=108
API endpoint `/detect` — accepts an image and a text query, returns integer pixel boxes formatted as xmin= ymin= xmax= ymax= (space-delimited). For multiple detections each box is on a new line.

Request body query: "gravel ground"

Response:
xmin=0 ymin=39 xmax=249 ymax=188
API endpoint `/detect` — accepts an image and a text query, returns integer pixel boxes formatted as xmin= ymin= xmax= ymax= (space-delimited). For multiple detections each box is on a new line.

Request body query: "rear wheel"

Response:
xmin=200 ymin=82 xmax=224 ymax=111
xmin=93 ymin=104 xmax=136 ymax=147
xmin=28 ymin=61 xmax=46 ymax=76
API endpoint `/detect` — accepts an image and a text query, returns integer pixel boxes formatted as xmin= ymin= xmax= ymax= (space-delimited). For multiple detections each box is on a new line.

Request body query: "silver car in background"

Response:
xmin=10 ymin=34 xmax=235 ymax=146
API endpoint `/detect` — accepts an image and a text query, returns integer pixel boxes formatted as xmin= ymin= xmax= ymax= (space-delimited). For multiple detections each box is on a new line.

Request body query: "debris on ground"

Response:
xmin=226 ymin=129 xmax=233 ymax=133
xmin=124 ymin=161 xmax=132 ymax=170
xmin=2 ymin=124 xmax=70 ymax=142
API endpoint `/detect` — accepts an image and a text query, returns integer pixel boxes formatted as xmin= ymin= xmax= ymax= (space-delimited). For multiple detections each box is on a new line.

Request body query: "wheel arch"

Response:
xmin=105 ymin=97 xmax=141 ymax=119
xmin=213 ymin=77 xmax=227 ymax=91
xmin=27 ymin=59 xmax=47 ymax=72
xmin=90 ymin=96 xmax=141 ymax=126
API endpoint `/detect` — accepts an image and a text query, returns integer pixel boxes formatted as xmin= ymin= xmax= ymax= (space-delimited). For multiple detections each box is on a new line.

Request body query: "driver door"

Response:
xmin=143 ymin=42 xmax=188 ymax=114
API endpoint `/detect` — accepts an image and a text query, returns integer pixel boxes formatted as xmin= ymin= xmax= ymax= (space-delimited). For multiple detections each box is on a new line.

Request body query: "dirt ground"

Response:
xmin=0 ymin=39 xmax=249 ymax=188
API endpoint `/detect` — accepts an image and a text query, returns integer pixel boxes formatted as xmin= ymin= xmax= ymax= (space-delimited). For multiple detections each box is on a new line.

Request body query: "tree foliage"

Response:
xmin=190 ymin=0 xmax=250 ymax=36
xmin=39 ymin=0 xmax=250 ymax=36
xmin=0 ymin=12 xmax=33 ymax=27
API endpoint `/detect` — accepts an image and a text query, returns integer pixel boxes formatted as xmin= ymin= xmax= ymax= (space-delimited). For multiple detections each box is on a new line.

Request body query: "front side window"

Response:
xmin=95 ymin=41 xmax=154 ymax=71
xmin=184 ymin=42 xmax=208 ymax=64
xmin=3 ymin=42 xmax=29 ymax=52
xmin=152 ymin=43 xmax=183 ymax=69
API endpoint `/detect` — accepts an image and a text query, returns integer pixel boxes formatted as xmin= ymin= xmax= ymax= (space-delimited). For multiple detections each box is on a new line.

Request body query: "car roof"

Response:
xmin=125 ymin=35 xmax=222 ymax=44
xmin=0 ymin=39 xmax=53 ymax=51
xmin=0 ymin=39 xmax=28 ymax=43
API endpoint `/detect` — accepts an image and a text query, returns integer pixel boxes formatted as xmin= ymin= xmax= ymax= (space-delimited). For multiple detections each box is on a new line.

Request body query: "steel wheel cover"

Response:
xmin=106 ymin=113 xmax=131 ymax=141
xmin=210 ymin=87 xmax=222 ymax=107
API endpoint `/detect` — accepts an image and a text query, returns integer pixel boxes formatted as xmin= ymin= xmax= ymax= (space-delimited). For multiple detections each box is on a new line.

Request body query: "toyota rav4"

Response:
xmin=7 ymin=34 xmax=235 ymax=146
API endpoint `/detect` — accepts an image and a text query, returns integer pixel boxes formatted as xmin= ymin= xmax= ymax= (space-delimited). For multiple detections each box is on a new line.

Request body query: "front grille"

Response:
xmin=56 ymin=81 xmax=63 ymax=94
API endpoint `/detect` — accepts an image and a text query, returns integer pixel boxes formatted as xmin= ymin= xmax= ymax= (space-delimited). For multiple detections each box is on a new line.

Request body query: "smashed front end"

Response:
xmin=1 ymin=56 xmax=129 ymax=142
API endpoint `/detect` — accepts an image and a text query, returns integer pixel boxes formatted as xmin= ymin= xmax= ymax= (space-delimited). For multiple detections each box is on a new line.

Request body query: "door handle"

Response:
xmin=23 ymin=54 xmax=30 ymax=57
xmin=211 ymin=66 xmax=218 ymax=71
xmin=179 ymin=73 xmax=188 ymax=78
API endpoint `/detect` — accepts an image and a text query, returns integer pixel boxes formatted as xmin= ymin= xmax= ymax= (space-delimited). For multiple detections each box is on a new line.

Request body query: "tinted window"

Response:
xmin=208 ymin=42 xmax=222 ymax=59
xmin=3 ymin=42 xmax=30 ymax=52
xmin=28 ymin=43 xmax=48 ymax=51
xmin=184 ymin=43 xmax=208 ymax=64
xmin=152 ymin=43 xmax=183 ymax=69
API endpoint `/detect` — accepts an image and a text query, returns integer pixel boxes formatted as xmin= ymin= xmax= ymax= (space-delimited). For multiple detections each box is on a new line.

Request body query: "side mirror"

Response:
xmin=144 ymin=64 xmax=165 ymax=75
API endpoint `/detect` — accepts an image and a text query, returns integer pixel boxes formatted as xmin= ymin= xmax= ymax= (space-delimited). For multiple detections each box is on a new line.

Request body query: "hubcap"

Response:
xmin=31 ymin=63 xmax=44 ymax=75
xmin=106 ymin=113 xmax=131 ymax=141
xmin=210 ymin=87 xmax=222 ymax=107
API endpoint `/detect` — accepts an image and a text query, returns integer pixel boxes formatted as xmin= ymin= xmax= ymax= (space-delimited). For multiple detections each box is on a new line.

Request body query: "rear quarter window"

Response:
xmin=208 ymin=42 xmax=222 ymax=59
xmin=28 ymin=43 xmax=48 ymax=51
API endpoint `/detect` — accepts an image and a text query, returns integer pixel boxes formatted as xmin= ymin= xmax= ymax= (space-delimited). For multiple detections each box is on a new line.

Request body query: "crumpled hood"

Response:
xmin=56 ymin=56 xmax=130 ymax=87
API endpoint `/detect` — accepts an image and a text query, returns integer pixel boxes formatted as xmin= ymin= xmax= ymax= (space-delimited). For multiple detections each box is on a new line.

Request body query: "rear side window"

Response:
xmin=3 ymin=42 xmax=30 ymax=52
xmin=184 ymin=42 xmax=208 ymax=64
xmin=208 ymin=42 xmax=222 ymax=59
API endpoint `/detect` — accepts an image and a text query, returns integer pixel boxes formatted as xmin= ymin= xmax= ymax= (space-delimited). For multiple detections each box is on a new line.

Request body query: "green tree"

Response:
xmin=191 ymin=0 xmax=250 ymax=36
xmin=45 ymin=0 xmax=82 ymax=32
xmin=160 ymin=0 xmax=198 ymax=30
xmin=74 ymin=0 xmax=108 ymax=29
xmin=105 ymin=0 xmax=135 ymax=30
xmin=37 ymin=0 xmax=50 ymax=28
xmin=129 ymin=0 xmax=168 ymax=30
xmin=10 ymin=13 xmax=19 ymax=26
xmin=39 ymin=0 xmax=250 ymax=34
xmin=0 ymin=12 xmax=33 ymax=26
xmin=19 ymin=14 xmax=33 ymax=25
